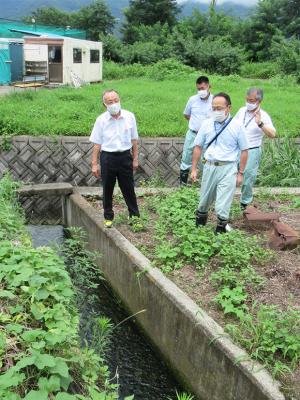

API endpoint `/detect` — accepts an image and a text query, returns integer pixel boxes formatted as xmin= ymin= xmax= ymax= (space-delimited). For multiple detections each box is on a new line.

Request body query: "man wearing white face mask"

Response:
xmin=234 ymin=87 xmax=276 ymax=209
xmin=191 ymin=93 xmax=249 ymax=234
xmin=179 ymin=76 xmax=213 ymax=185
xmin=90 ymin=89 xmax=140 ymax=228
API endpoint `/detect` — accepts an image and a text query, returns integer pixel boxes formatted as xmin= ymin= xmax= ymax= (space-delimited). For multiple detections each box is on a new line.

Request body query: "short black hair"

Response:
xmin=196 ymin=76 xmax=209 ymax=85
xmin=213 ymin=92 xmax=231 ymax=106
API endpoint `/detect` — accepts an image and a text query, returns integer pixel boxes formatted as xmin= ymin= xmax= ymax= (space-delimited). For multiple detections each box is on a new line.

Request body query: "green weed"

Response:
xmin=0 ymin=177 xmax=119 ymax=399
xmin=259 ymin=139 xmax=300 ymax=187
xmin=226 ymin=304 xmax=300 ymax=376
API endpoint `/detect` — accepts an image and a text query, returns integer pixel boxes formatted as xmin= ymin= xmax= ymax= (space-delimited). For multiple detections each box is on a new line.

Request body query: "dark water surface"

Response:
xmin=28 ymin=225 xmax=182 ymax=400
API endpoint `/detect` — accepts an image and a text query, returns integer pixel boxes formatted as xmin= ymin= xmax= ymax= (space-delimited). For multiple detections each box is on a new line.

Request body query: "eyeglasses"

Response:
xmin=246 ymin=98 xmax=258 ymax=104
xmin=104 ymin=99 xmax=119 ymax=105
xmin=212 ymin=106 xmax=227 ymax=111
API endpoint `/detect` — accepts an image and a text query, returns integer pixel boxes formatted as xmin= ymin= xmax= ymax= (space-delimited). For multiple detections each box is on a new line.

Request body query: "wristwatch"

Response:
xmin=258 ymin=121 xmax=264 ymax=128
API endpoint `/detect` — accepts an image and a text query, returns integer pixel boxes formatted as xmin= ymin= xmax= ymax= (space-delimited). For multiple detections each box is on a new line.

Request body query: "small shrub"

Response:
xmin=121 ymin=41 xmax=166 ymax=65
xmin=188 ymin=37 xmax=244 ymax=75
xmin=146 ymin=58 xmax=195 ymax=80
xmin=240 ymin=62 xmax=280 ymax=79
xmin=103 ymin=60 xmax=146 ymax=80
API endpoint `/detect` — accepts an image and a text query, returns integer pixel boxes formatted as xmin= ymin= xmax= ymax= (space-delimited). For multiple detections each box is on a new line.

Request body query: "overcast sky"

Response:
xmin=178 ymin=0 xmax=258 ymax=5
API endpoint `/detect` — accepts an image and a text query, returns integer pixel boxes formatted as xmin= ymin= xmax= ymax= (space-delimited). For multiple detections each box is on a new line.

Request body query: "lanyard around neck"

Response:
xmin=243 ymin=111 xmax=256 ymax=128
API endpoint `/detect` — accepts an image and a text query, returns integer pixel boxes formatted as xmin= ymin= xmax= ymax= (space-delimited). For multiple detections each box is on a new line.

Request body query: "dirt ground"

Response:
xmin=87 ymin=192 xmax=300 ymax=399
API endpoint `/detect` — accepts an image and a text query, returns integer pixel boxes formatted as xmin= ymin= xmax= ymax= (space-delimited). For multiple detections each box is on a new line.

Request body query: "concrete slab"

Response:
xmin=17 ymin=182 xmax=73 ymax=196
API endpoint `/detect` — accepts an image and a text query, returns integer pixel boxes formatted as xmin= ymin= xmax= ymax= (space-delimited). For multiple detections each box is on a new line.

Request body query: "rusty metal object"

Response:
xmin=268 ymin=220 xmax=300 ymax=250
xmin=243 ymin=206 xmax=280 ymax=222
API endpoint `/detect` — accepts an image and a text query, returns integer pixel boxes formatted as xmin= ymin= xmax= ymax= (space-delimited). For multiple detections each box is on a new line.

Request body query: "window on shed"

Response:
xmin=90 ymin=49 xmax=100 ymax=63
xmin=73 ymin=48 xmax=82 ymax=63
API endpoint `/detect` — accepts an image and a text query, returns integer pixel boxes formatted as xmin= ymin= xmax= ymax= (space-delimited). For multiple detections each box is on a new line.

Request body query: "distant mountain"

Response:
xmin=0 ymin=0 xmax=255 ymax=21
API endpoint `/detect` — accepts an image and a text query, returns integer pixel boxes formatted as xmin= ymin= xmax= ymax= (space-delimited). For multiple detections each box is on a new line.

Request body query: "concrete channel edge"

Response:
xmin=62 ymin=191 xmax=285 ymax=400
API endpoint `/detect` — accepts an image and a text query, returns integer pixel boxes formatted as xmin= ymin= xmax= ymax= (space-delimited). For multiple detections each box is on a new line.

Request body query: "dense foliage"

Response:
xmin=23 ymin=0 xmax=300 ymax=78
xmin=0 ymin=175 xmax=119 ymax=399
xmin=122 ymin=0 xmax=180 ymax=43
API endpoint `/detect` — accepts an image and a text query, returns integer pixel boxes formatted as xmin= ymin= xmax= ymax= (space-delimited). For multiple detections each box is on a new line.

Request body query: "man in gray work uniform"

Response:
xmin=191 ymin=93 xmax=249 ymax=234
xmin=179 ymin=76 xmax=213 ymax=185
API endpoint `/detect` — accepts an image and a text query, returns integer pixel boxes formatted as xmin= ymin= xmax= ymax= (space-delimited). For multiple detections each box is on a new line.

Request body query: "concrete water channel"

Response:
xmin=19 ymin=183 xmax=286 ymax=400
xmin=27 ymin=224 xmax=182 ymax=399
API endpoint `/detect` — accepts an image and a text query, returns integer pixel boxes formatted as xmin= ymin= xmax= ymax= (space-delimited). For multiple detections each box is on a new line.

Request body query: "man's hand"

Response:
xmin=92 ymin=164 xmax=100 ymax=178
xmin=236 ymin=172 xmax=243 ymax=187
xmin=133 ymin=158 xmax=138 ymax=171
xmin=255 ymin=109 xmax=262 ymax=125
xmin=191 ymin=169 xmax=198 ymax=182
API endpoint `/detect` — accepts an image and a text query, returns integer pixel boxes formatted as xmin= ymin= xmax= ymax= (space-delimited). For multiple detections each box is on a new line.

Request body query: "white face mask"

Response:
xmin=246 ymin=102 xmax=258 ymax=111
xmin=198 ymin=89 xmax=208 ymax=99
xmin=212 ymin=110 xmax=227 ymax=123
xmin=106 ymin=102 xmax=121 ymax=115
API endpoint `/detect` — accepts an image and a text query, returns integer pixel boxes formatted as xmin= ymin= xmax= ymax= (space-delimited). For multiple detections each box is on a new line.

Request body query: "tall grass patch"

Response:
xmin=0 ymin=73 xmax=299 ymax=137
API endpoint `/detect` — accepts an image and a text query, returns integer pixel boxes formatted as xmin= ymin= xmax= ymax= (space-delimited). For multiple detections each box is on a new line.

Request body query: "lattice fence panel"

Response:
xmin=0 ymin=136 xmax=185 ymax=186
xmin=18 ymin=194 xmax=62 ymax=225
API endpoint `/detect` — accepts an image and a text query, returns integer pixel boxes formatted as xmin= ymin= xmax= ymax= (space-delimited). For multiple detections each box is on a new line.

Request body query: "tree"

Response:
xmin=72 ymin=0 xmax=115 ymax=40
xmin=280 ymin=0 xmax=300 ymax=38
xmin=122 ymin=0 xmax=181 ymax=43
xmin=241 ymin=0 xmax=283 ymax=61
xmin=23 ymin=1 xmax=115 ymax=41
xmin=22 ymin=7 xmax=71 ymax=27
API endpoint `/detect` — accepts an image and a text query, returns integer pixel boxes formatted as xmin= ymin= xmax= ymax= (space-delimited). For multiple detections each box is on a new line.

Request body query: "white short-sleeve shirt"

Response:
xmin=89 ymin=109 xmax=138 ymax=152
xmin=234 ymin=107 xmax=276 ymax=148
xmin=193 ymin=116 xmax=249 ymax=162
xmin=183 ymin=94 xmax=213 ymax=132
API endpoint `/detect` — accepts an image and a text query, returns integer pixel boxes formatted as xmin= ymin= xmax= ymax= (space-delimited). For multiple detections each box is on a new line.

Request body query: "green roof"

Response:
xmin=0 ymin=19 xmax=86 ymax=39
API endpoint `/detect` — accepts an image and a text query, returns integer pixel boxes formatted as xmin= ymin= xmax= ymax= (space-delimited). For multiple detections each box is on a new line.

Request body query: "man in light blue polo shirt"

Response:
xmin=179 ymin=76 xmax=213 ymax=185
xmin=191 ymin=93 xmax=249 ymax=234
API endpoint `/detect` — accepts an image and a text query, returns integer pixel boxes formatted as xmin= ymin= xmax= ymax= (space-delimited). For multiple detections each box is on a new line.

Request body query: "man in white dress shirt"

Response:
xmin=90 ymin=89 xmax=140 ymax=227
xmin=234 ymin=88 xmax=276 ymax=209
xmin=191 ymin=93 xmax=249 ymax=234
xmin=179 ymin=76 xmax=213 ymax=185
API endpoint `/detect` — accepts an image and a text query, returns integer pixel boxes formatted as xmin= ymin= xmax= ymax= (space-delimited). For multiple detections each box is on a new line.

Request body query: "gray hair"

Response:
xmin=247 ymin=87 xmax=264 ymax=101
xmin=102 ymin=89 xmax=119 ymax=103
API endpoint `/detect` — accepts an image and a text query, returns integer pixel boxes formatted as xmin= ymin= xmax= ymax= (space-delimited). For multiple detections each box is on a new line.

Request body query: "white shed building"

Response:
xmin=23 ymin=36 xmax=102 ymax=85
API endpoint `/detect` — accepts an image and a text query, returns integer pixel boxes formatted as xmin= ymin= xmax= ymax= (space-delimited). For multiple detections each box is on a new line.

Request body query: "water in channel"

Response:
xmin=28 ymin=225 xmax=183 ymax=400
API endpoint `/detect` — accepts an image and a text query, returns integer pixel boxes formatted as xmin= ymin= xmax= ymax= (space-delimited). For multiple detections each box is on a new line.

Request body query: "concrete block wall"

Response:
xmin=0 ymin=136 xmax=185 ymax=186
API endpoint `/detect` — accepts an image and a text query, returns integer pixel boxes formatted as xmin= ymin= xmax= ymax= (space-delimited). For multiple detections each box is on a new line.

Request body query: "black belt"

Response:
xmin=190 ymin=129 xmax=198 ymax=134
xmin=249 ymin=146 xmax=260 ymax=150
xmin=101 ymin=149 xmax=131 ymax=155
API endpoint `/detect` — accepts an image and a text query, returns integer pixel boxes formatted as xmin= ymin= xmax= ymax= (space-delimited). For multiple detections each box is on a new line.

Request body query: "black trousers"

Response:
xmin=100 ymin=150 xmax=140 ymax=220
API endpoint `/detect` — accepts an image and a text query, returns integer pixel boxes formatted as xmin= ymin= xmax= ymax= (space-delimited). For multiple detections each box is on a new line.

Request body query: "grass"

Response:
xmin=0 ymin=73 xmax=299 ymax=137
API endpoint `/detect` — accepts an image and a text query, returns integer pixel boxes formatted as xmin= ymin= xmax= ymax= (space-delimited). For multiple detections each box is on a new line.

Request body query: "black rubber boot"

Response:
xmin=215 ymin=217 xmax=228 ymax=234
xmin=240 ymin=203 xmax=247 ymax=211
xmin=179 ymin=169 xmax=189 ymax=186
xmin=195 ymin=210 xmax=208 ymax=227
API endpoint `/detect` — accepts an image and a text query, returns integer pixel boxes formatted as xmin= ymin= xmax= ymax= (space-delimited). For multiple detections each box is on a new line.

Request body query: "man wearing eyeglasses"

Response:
xmin=191 ymin=93 xmax=249 ymax=234
xmin=234 ymin=88 xmax=276 ymax=210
